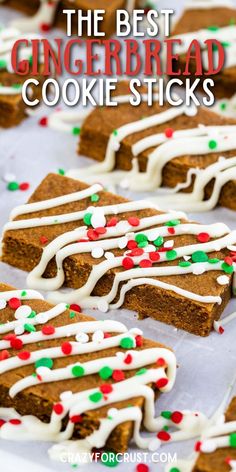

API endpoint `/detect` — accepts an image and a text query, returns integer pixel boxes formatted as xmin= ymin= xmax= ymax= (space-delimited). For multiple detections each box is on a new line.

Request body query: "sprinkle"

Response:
xmin=18 ymin=351 xmax=31 ymax=361
xmin=91 ymin=193 xmax=100 ymax=202
xmin=24 ymin=323 xmax=36 ymax=333
xmin=39 ymin=116 xmax=48 ymax=127
xmin=72 ymin=127 xmax=80 ymax=136
xmin=136 ymin=465 xmax=149 ymax=472
xmin=128 ymin=217 xmax=140 ymax=227
xmin=195 ymin=441 xmax=202 ymax=452
xmin=156 ymin=378 xmax=168 ymax=389
xmin=97 ymin=300 xmax=109 ymax=313
xmin=112 ymin=370 xmax=125 ymax=381
xmin=154 ymin=236 xmax=164 ymax=247
xmin=35 ymin=358 xmax=54 ymax=369
xmin=19 ymin=182 xmax=30 ymax=191
xmin=0 ymin=350 xmax=10 ymax=361
xmin=122 ymin=257 xmax=134 ymax=270
xmin=124 ymin=353 xmax=133 ymax=364
xmin=39 ymin=236 xmax=48 ymax=245
xmin=99 ymin=366 xmax=113 ymax=380
xmin=149 ymin=251 xmax=160 ymax=262
xmin=135 ymin=335 xmax=143 ymax=347
xmin=107 ymin=217 xmax=118 ymax=227
xmin=61 ymin=342 xmax=73 ymax=355
xmin=192 ymin=251 xmax=208 ymax=263
xmin=217 ymin=275 xmax=230 ymax=285
xmin=3 ymin=172 xmax=16 ymax=183
xmin=161 ymin=411 xmax=172 ymax=419
xmin=156 ymin=357 xmax=166 ymax=367
xmin=101 ymin=451 xmax=119 ymax=467
xmin=83 ymin=212 xmax=93 ymax=226
xmin=157 ymin=430 xmax=171 ymax=441
xmin=70 ymin=415 xmax=83 ymax=423
xmin=14 ymin=305 xmax=32 ymax=320
xmin=53 ymin=403 xmax=64 ymax=415
xmin=169 ymin=468 xmax=181 ymax=472
xmin=224 ymin=256 xmax=233 ymax=266
xmin=70 ymin=304 xmax=81 ymax=313
xmin=139 ymin=259 xmax=152 ymax=268
xmin=166 ymin=250 xmax=177 ymax=260
xmin=9 ymin=419 xmax=21 ymax=425
xmin=89 ymin=391 xmax=103 ymax=403
xmin=87 ymin=228 xmax=99 ymax=240
xmin=91 ymin=247 xmax=104 ymax=259
xmin=8 ymin=298 xmax=21 ymax=310
xmin=129 ymin=248 xmax=144 ymax=257
xmin=58 ymin=169 xmax=65 ymax=176
xmin=136 ymin=368 xmax=147 ymax=376
xmin=42 ymin=325 xmax=55 ymax=335
xmin=168 ymin=227 xmax=175 ymax=235
xmin=221 ymin=261 xmax=234 ymax=274
xmin=197 ymin=232 xmax=210 ymax=243
xmin=10 ymin=337 xmax=23 ymax=350
xmin=171 ymin=411 xmax=183 ymax=424
xmin=120 ymin=337 xmax=135 ymax=349
xmin=135 ymin=234 xmax=148 ymax=244
xmin=229 ymin=433 xmax=236 ymax=447
xmin=0 ymin=300 xmax=6 ymax=310
xmin=208 ymin=139 xmax=217 ymax=150
xmin=165 ymin=127 xmax=174 ymax=138
xmin=165 ymin=219 xmax=180 ymax=227
xmin=71 ymin=365 xmax=85 ymax=377
xmin=127 ymin=240 xmax=137 ymax=250
xmin=0 ymin=420 xmax=6 ymax=428
xmin=40 ymin=23 xmax=51 ymax=32
xmin=100 ymin=384 xmax=113 ymax=394
xmin=179 ymin=261 xmax=191 ymax=267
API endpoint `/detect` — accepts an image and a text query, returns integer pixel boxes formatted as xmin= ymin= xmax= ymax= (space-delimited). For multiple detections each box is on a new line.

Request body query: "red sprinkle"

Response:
xmin=0 ymin=419 xmax=6 ymax=428
xmin=156 ymin=378 xmax=168 ymax=389
xmin=70 ymin=415 xmax=83 ymax=424
xmin=122 ymin=257 xmax=134 ymax=270
xmin=19 ymin=182 xmax=30 ymax=191
xmin=95 ymin=227 xmax=107 ymax=235
xmin=112 ymin=370 xmax=125 ymax=382
xmin=0 ymin=350 xmax=10 ymax=361
xmin=61 ymin=342 xmax=73 ymax=355
xmin=171 ymin=411 xmax=183 ymax=424
xmin=124 ymin=354 xmax=133 ymax=364
xmin=127 ymin=240 xmax=137 ymax=250
xmin=9 ymin=419 xmax=22 ymax=425
xmin=149 ymin=251 xmax=160 ymax=262
xmin=157 ymin=430 xmax=171 ymax=441
xmin=136 ymin=465 xmax=149 ymax=472
xmin=156 ymin=357 xmax=166 ymax=367
xmin=197 ymin=232 xmax=210 ymax=243
xmin=53 ymin=403 xmax=64 ymax=415
xmin=107 ymin=217 xmax=118 ymax=227
xmin=195 ymin=441 xmax=202 ymax=452
xmin=40 ymin=236 xmax=48 ymax=245
xmin=42 ymin=325 xmax=55 ymax=336
xmin=224 ymin=256 xmax=233 ymax=266
xmin=40 ymin=23 xmax=51 ymax=32
xmin=129 ymin=248 xmax=144 ymax=257
xmin=39 ymin=116 xmax=48 ymax=127
xmin=100 ymin=384 xmax=113 ymax=394
xmin=10 ymin=338 xmax=23 ymax=350
xmin=165 ymin=127 xmax=174 ymax=138
xmin=168 ymin=227 xmax=175 ymax=235
xmin=219 ymin=326 xmax=225 ymax=335
xmin=8 ymin=298 xmax=21 ymax=310
xmin=103 ymin=332 xmax=111 ymax=339
xmin=139 ymin=259 xmax=152 ymax=268
xmin=18 ymin=351 xmax=31 ymax=361
xmin=135 ymin=335 xmax=143 ymax=347
xmin=87 ymin=229 xmax=99 ymax=241
xmin=70 ymin=304 xmax=81 ymax=313
xmin=128 ymin=217 xmax=140 ymax=227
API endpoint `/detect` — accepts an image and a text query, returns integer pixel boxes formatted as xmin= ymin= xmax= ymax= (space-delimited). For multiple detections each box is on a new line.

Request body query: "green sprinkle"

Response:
xmin=32 ymin=372 xmax=37 ymax=378
xmin=83 ymin=212 xmax=92 ymax=226
xmin=7 ymin=181 xmax=19 ymax=191
xmin=135 ymin=234 xmax=148 ymax=244
xmin=24 ymin=323 xmax=36 ymax=333
xmin=170 ymin=468 xmax=181 ymax=472
xmin=221 ymin=262 xmax=234 ymax=274
xmin=21 ymin=291 xmax=27 ymax=297
xmin=28 ymin=311 xmax=37 ymax=319
xmin=35 ymin=358 xmax=54 ymax=369
xmin=192 ymin=251 xmax=208 ymax=263
xmin=179 ymin=261 xmax=191 ymax=267
xmin=166 ymin=250 xmax=177 ymax=261
xmin=91 ymin=194 xmax=100 ymax=203
xmin=58 ymin=168 xmax=65 ymax=176
xmin=66 ymin=304 xmax=70 ymax=309
xmin=113 ymin=129 xmax=118 ymax=136
xmin=164 ymin=219 xmax=180 ymax=227
xmin=28 ymin=55 xmax=33 ymax=66
xmin=207 ymin=25 xmax=219 ymax=31
xmin=101 ymin=451 xmax=119 ymax=468
xmin=69 ymin=311 xmax=76 ymax=319
xmin=154 ymin=236 xmax=164 ymax=247
xmin=163 ymin=425 xmax=169 ymax=431
xmin=220 ymin=102 xmax=227 ymax=111
xmin=138 ymin=240 xmax=148 ymax=248
xmin=72 ymin=127 xmax=80 ymax=136
xmin=89 ymin=391 xmax=103 ymax=403
xmin=135 ymin=368 xmax=147 ymax=376
xmin=208 ymin=139 xmax=217 ymax=150
xmin=208 ymin=258 xmax=220 ymax=264
xmin=71 ymin=365 xmax=85 ymax=377
xmin=120 ymin=337 xmax=134 ymax=349
xmin=0 ymin=59 xmax=7 ymax=69
xmin=161 ymin=411 xmax=172 ymax=419
xmin=12 ymin=83 xmax=22 ymax=89
xmin=99 ymin=366 xmax=113 ymax=380
xmin=229 ymin=432 xmax=236 ymax=447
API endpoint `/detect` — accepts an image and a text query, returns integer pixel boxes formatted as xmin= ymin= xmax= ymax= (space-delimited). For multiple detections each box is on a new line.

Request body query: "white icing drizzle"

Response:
xmin=0 ymin=286 xmax=180 ymax=464
xmin=214 ymin=311 xmax=236 ymax=334
xmin=10 ymin=0 xmax=59 ymax=33
xmin=2 ymin=182 xmax=236 ymax=314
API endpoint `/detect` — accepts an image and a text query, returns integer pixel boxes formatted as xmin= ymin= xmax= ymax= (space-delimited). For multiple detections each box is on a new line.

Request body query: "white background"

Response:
xmin=0 ymin=1 xmax=236 ymax=471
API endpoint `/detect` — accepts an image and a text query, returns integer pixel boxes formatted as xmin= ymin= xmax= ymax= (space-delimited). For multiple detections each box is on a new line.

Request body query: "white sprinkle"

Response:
xmin=105 ymin=251 xmax=115 ymax=260
xmin=92 ymin=330 xmax=104 ymax=343
xmin=91 ymin=208 xmax=106 ymax=228
xmin=118 ymin=237 xmax=128 ymax=249
xmin=183 ymin=255 xmax=191 ymax=261
xmin=75 ymin=332 xmax=89 ymax=344
xmin=91 ymin=247 xmax=104 ymax=259
xmin=0 ymin=299 xmax=7 ymax=310
xmin=192 ymin=264 xmax=206 ymax=275
xmin=97 ymin=300 xmax=109 ymax=313
xmin=148 ymin=437 xmax=161 ymax=451
xmin=14 ymin=324 xmax=25 ymax=336
xmin=60 ymin=391 xmax=73 ymax=401
xmin=217 ymin=275 xmax=230 ymax=286
xmin=3 ymin=172 xmax=16 ymax=183
xmin=164 ymin=240 xmax=174 ymax=249
xmin=185 ymin=104 xmax=198 ymax=117
xmin=130 ymin=328 xmax=143 ymax=335
xmin=36 ymin=366 xmax=51 ymax=377
xmin=14 ymin=305 xmax=32 ymax=320
xmin=200 ymin=439 xmax=217 ymax=453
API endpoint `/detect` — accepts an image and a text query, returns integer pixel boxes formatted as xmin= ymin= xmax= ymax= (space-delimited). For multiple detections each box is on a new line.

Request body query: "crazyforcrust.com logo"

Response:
xmin=60 ymin=451 xmax=178 ymax=465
